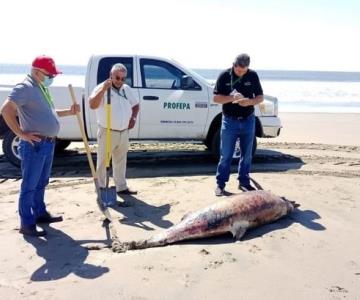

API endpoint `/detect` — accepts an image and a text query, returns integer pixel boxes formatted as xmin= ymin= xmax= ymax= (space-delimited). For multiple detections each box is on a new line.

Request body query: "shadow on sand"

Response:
xmin=24 ymin=226 xmax=109 ymax=282
xmin=0 ymin=147 xmax=305 ymax=180
xmin=244 ymin=207 xmax=326 ymax=241
xmin=111 ymin=194 xmax=173 ymax=231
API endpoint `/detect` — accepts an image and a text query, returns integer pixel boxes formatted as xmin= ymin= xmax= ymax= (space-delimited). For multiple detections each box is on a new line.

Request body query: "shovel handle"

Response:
xmin=105 ymin=88 xmax=111 ymax=168
xmin=68 ymin=84 xmax=97 ymax=179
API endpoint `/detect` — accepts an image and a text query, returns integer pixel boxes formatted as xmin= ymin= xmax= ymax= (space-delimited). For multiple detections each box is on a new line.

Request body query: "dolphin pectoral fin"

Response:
xmin=230 ymin=224 xmax=247 ymax=241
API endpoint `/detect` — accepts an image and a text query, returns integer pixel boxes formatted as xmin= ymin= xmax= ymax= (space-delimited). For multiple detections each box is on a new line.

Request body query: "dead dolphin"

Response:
xmin=112 ymin=190 xmax=299 ymax=252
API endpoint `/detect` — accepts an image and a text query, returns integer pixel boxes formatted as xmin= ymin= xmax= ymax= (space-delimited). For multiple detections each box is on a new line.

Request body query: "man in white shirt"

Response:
xmin=89 ymin=63 xmax=139 ymax=199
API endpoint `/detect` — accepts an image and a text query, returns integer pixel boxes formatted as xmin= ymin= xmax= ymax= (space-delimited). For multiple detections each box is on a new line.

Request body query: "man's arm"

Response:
xmin=56 ymin=104 xmax=80 ymax=117
xmin=128 ymin=104 xmax=140 ymax=129
xmin=233 ymin=94 xmax=264 ymax=107
xmin=213 ymin=94 xmax=236 ymax=104
xmin=234 ymin=72 xmax=264 ymax=107
xmin=89 ymin=79 xmax=111 ymax=109
xmin=0 ymin=99 xmax=40 ymax=144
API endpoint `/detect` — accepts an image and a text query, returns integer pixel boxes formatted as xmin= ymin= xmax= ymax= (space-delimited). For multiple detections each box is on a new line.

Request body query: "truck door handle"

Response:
xmin=143 ymin=96 xmax=159 ymax=101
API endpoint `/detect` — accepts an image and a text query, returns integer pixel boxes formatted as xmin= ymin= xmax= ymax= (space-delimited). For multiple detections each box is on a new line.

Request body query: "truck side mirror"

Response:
xmin=180 ymin=75 xmax=195 ymax=90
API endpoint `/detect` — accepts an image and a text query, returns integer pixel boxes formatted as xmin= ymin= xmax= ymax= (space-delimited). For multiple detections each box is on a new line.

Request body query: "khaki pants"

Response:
xmin=96 ymin=127 xmax=129 ymax=191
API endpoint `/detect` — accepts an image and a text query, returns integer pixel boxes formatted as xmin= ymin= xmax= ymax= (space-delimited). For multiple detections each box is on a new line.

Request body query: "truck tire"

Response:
xmin=2 ymin=130 xmax=21 ymax=167
xmin=55 ymin=140 xmax=71 ymax=153
xmin=211 ymin=128 xmax=257 ymax=160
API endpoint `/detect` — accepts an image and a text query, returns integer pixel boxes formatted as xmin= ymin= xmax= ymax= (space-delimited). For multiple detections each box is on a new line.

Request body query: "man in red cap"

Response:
xmin=0 ymin=55 xmax=80 ymax=236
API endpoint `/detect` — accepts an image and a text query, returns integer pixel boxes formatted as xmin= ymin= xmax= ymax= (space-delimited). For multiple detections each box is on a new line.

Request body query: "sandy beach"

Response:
xmin=0 ymin=112 xmax=360 ymax=300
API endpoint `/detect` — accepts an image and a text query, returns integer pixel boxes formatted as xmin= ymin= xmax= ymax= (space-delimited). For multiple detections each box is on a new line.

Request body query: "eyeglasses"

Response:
xmin=114 ymin=76 xmax=126 ymax=82
xmin=38 ymin=69 xmax=55 ymax=79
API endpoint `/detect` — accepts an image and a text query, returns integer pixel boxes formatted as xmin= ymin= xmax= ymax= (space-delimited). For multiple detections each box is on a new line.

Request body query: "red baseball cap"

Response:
xmin=32 ymin=55 xmax=62 ymax=76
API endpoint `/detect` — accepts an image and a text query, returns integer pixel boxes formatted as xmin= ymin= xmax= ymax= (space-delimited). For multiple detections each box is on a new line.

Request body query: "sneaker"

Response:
xmin=117 ymin=188 xmax=137 ymax=195
xmin=19 ymin=224 xmax=47 ymax=236
xmin=215 ymin=186 xmax=225 ymax=197
xmin=36 ymin=212 xmax=63 ymax=224
xmin=238 ymin=184 xmax=256 ymax=192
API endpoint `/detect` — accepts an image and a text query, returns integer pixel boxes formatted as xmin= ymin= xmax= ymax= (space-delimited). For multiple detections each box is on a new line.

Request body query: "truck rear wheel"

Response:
xmin=2 ymin=130 xmax=21 ymax=167
xmin=55 ymin=140 xmax=71 ymax=153
xmin=211 ymin=128 xmax=257 ymax=160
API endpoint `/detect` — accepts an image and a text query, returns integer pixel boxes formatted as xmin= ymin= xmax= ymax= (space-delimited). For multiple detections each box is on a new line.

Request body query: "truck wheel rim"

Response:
xmin=233 ymin=138 xmax=241 ymax=159
xmin=12 ymin=136 xmax=21 ymax=160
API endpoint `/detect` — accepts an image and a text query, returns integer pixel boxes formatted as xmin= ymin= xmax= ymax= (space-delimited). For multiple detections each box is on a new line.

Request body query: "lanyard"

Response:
xmin=38 ymin=83 xmax=54 ymax=108
xmin=112 ymin=87 xmax=127 ymax=99
xmin=230 ymin=72 xmax=242 ymax=91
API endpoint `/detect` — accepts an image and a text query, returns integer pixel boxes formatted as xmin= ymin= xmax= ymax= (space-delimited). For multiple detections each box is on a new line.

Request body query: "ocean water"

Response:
xmin=1 ymin=64 xmax=360 ymax=113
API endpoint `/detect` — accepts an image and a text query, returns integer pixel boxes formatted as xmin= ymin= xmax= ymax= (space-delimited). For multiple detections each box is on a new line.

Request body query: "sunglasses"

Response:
xmin=114 ymin=76 xmax=126 ymax=82
xmin=38 ymin=69 xmax=55 ymax=79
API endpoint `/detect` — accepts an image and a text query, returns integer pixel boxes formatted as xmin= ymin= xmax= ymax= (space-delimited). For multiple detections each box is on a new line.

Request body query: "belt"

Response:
xmin=35 ymin=135 xmax=56 ymax=142
xmin=100 ymin=126 xmax=127 ymax=133
xmin=223 ymin=114 xmax=251 ymax=120
xmin=110 ymin=128 xmax=128 ymax=132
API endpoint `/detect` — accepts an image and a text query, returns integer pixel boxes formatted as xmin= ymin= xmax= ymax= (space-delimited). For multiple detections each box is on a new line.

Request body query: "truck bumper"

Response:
xmin=258 ymin=116 xmax=282 ymax=138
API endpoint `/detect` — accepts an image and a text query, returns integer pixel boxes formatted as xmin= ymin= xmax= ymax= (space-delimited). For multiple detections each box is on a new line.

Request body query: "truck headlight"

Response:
xmin=259 ymin=96 xmax=278 ymax=116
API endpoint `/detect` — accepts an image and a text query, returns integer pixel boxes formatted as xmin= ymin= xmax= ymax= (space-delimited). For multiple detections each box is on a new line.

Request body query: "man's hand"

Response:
xmin=57 ymin=104 xmax=80 ymax=117
xmin=69 ymin=104 xmax=80 ymax=115
xmin=128 ymin=117 xmax=136 ymax=129
xmin=102 ymin=78 xmax=112 ymax=92
xmin=232 ymin=92 xmax=244 ymax=100
xmin=1 ymin=99 xmax=41 ymax=145
xmin=19 ymin=132 xmax=41 ymax=145
xmin=89 ymin=78 xmax=112 ymax=110
xmin=232 ymin=98 xmax=252 ymax=107
xmin=232 ymin=92 xmax=251 ymax=106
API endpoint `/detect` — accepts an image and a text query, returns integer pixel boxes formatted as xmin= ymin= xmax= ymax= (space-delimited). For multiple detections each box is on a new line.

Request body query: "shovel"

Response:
xmin=100 ymin=88 xmax=117 ymax=207
xmin=68 ymin=84 xmax=112 ymax=221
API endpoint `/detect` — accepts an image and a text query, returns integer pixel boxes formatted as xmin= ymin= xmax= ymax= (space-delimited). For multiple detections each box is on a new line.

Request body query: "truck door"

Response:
xmin=137 ymin=58 xmax=208 ymax=139
xmin=86 ymin=56 xmax=140 ymax=140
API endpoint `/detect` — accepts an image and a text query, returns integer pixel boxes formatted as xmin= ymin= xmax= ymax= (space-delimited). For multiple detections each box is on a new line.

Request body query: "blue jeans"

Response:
xmin=216 ymin=114 xmax=255 ymax=189
xmin=18 ymin=140 xmax=55 ymax=226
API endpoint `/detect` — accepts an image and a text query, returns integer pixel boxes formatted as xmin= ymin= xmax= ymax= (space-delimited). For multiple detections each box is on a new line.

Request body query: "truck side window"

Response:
xmin=140 ymin=59 xmax=201 ymax=90
xmin=97 ymin=57 xmax=133 ymax=87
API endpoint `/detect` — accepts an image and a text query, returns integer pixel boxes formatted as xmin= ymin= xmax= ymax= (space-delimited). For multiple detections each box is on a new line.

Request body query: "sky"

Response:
xmin=1 ymin=0 xmax=360 ymax=71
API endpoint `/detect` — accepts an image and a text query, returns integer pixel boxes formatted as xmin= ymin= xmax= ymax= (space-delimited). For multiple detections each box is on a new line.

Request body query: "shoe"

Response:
xmin=239 ymin=184 xmax=256 ymax=192
xmin=117 ymin=188 xmax=137 ymax=195
xmin=215 ymin=186 xmax=225 ymax=197
xmin=36 ymin=212 xmax=63 ymax=224
xmin=19 ymin=224 xmax=47 ymax=236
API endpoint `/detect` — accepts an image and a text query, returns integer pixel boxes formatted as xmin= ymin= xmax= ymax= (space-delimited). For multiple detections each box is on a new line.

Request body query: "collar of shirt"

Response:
xmin=110 ymin=85 xmax=127 ymax=98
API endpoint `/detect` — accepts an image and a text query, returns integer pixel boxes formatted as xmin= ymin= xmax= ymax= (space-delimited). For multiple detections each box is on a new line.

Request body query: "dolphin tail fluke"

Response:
xmin=111 ymin=235 xmax=169 ymax=253
xmin=250 ymin=177 xmax=264 ymax=190
xmin=281 ymin=197 xmax=300 ymax=208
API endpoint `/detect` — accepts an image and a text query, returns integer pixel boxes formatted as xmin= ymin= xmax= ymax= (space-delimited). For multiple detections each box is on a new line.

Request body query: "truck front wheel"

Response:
xmin=2 ymin=130 xmax=21 ymax=167
xmin=211 ymin=128 xmax=257 ymax=160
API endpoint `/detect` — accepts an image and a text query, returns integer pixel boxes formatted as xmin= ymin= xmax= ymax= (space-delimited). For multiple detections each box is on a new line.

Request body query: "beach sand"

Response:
xmin=265 ymin=112 xmax=360 ymax=146
xmin=0 ymin=113 xmax=359 ymax=300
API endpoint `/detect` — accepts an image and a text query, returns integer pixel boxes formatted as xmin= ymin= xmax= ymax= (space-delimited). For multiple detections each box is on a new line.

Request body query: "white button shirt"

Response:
xmin=91 ymin=83 xmax=139 ymax=131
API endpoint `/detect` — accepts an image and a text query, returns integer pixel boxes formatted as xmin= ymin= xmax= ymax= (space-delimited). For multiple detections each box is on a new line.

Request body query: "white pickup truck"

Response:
xmin=0 ymin=55 xmax=281 ymax=166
